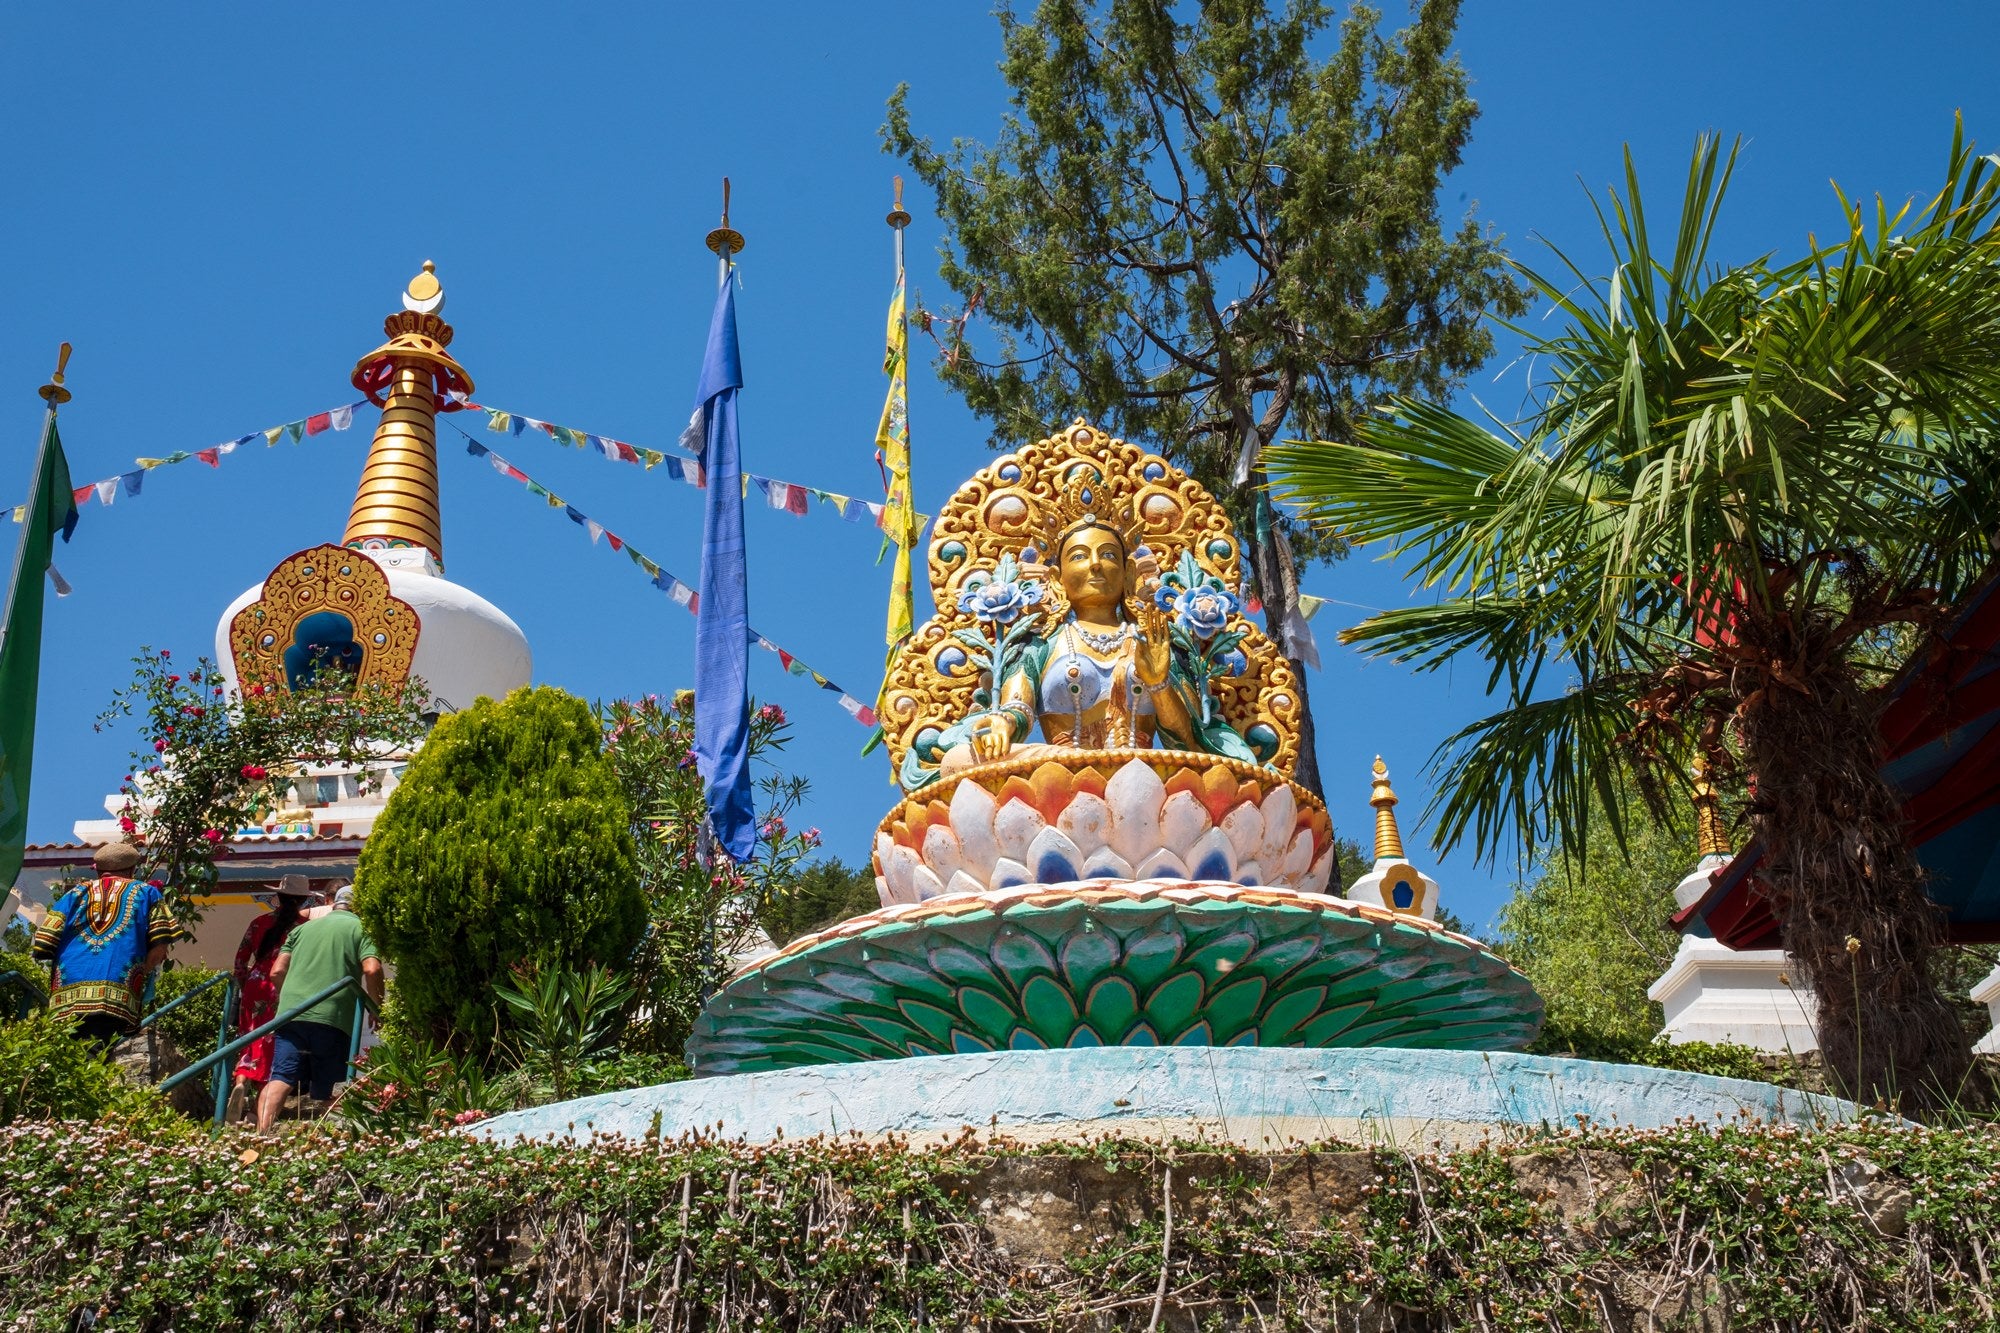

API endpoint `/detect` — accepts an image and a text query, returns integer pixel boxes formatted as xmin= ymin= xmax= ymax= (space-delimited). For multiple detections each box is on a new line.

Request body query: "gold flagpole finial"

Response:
xmin=38 ymin=343 xmax=72 ymax=405
xmin=886 ymin=175 xmax=911 ymax=230
xmin=706 ymin=177 xmax=746 ymax=258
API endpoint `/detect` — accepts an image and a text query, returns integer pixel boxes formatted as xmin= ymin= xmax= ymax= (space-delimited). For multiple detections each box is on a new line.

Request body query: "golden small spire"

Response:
xmin=1691 ymin=755 xmax=1730 ymax=858
xmin=1369 ymin=756 xmax=1405 ymax=861
xmin=342 ymin=262 xmax=474 ymax=565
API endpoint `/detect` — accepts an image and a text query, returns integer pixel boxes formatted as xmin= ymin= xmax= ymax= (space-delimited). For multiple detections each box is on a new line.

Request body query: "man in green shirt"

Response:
xmin=255 ymin=886 xmax=384 ymax=1131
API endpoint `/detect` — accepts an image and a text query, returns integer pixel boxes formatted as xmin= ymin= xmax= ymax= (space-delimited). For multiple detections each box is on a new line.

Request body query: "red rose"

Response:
xmin=201 ymin=829 xmax=223 ymax=844
xmin=240 ymin=765 xmax=267 ymax=781
xmin=118 ymin=817 xmax=136 ymax=833
xmin=153 ymin=740 xmax=167 ymax=753
xmin=167 ymin=674 xmax=180 ymax=684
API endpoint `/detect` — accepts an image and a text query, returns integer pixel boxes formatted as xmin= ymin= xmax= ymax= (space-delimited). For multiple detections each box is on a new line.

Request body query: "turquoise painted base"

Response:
xmin=688 ymin=881 xmax=1542 ymax=1076
xmin=471 ymin=1046 xmax=1869 ymax=1150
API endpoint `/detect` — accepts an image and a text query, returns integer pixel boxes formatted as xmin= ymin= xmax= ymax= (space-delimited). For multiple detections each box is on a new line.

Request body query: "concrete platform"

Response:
xmin=471 ymin=1046 xmax=1869 ymax=1150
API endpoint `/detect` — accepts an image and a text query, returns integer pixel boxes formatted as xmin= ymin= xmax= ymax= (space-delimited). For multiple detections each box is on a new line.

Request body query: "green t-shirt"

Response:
xmin=278 ymin=910 xmax=379 ymax=1036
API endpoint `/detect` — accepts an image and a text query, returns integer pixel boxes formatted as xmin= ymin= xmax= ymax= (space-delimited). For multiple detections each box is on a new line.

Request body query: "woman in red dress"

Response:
xmin=225 ymin=876 xmax=314 ymax=1121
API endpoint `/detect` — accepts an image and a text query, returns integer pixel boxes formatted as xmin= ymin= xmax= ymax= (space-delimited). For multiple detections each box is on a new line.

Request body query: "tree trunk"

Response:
xmin=1245 ymin=508 xmax=1323 ymax=798
xmin=1734 ymin=647 xmax=1970 ymax=1112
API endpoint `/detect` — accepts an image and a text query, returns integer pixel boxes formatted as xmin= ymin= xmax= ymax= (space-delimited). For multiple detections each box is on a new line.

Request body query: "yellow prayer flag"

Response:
xmin=878 ymin=272 xmax=916 ymax=648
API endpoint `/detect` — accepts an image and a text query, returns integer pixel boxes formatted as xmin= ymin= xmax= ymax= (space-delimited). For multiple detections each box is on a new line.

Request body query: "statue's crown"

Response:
xmin=1035 ymin=470 xmax=1141 ymax=557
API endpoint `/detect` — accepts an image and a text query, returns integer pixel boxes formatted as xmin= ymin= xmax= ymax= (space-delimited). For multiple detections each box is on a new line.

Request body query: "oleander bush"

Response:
xmin=4 ymin=1115 xmax=1998 ymax=1330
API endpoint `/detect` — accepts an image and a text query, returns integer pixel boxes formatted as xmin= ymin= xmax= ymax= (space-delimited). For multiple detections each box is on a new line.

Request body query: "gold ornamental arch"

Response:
xmin=879 ymin=419 xmax=1302 ymax=777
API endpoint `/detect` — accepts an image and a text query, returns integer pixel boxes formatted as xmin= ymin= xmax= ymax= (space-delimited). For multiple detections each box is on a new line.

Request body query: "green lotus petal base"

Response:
xmin=688 ymin=879 xmax=1542 ymax=1077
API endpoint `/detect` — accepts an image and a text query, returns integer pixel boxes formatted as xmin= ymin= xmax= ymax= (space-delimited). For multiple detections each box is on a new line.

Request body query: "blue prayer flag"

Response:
xmin=691 ymin=278 xmax=756 ymax=861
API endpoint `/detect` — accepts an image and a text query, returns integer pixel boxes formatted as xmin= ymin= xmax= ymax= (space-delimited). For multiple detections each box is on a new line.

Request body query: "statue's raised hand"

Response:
xmin=1134 ymin=599 xmax=1172 ymax=686
xmin=970 ymin=711 xmax=1014 ymax=763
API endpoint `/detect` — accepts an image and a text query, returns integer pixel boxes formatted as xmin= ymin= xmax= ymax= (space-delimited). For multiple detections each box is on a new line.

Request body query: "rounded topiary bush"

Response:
xmin=356 ymin=686 xmax=645 ymax=1050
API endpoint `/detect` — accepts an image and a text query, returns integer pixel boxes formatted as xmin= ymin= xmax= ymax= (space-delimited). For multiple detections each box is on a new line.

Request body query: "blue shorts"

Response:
xmin=270 ymin=1020 xmax=350 ymax=1100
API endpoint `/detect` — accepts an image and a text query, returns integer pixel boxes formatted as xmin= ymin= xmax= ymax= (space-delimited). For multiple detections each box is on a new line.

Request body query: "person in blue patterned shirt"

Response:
xmin=30 ymin=841 xmax=182 ymax=1048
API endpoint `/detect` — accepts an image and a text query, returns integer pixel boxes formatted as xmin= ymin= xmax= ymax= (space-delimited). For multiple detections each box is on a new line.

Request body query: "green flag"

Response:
xmin=0 ymin=415 xmax=77 ymax=891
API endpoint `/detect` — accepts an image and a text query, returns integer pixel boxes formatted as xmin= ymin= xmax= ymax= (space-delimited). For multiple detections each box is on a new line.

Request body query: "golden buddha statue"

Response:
xmin=883 ymin=420 xmax=1301 ymax=793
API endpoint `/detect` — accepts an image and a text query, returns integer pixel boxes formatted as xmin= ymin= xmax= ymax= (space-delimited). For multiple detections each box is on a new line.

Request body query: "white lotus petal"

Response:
xmin=1105 ymin=758 xmax=1166 ymax=863
xmin=1185 ymin=827 xmax=1237 ymax=881
xmin=949 ymin=779 xmax=1000 ymax=875
xmin=1234 ymin=860 xmax=1264 ymax=887
xmin=1133 ymin=848 xmax=1190 ymax=880
xmin=1279 ymin=830 xmax=1316 ymax=885
xmin=1024 ymin=825 xmax=1086 ymax=884
xmin=1257 ymin=785 xmax=1297 ymax=867
xmin=1303 ymin=847 xmax=1335 ymax=894
xmin=1056 ymin=792 xmax=1113 ymax=859
xmin=992 ymin=797 xmax=1047 ymax=863
xmin=990 ymin=856 xmax=1034 ymax=889
xmin=1080 ymin=846 xmax=1135 ymax=880
xmin=944 ymin=869 xmax=987 ymax=898
xmin=912 ymin=865 xmax=947 ymax=900
xmin=1160 ymin=790 xmax=1209 ymax=858
xmin=883 ymin=844 xmax=923 ymax=904
xmin=1221 ymin=801 xmax=1263 ymax=863
xmin=921 ymin=823 xmax=965 ymax=885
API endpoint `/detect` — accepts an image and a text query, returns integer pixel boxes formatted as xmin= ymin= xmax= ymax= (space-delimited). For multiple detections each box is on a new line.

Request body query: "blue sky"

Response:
xmin=3 ymin=2 xmax=1996 ymax=933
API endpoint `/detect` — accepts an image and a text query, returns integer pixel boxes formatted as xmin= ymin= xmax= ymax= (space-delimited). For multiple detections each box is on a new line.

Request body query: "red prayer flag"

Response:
xmin=304 ymin=412 xmax=332 ymax=436
xmin=71 ymin=486 xmax=92 ymax=507
xmin=785 ymin=483 xmax=809 ymax=516
xmin=606 ymin=533 xmax=624 ymax=552
xmin=857 ymin=705 xmax=878 ymax=727
xmin=196 ymin=448 xmax=221 ymax=468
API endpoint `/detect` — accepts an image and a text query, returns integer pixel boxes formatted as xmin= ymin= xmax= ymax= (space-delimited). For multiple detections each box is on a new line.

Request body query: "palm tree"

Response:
xmin=1268 ymin=126 xmax=2000 ymax=1107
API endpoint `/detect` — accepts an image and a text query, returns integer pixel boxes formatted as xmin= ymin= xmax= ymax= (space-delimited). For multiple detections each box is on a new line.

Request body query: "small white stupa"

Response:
xmin=1345 ymin=757 xmax=1440 ymax=921
xmin=1971 ymin=962 xmax=2000 ymax=1055
xmin=1648 ymin=758 xmax=1819 ymax=1053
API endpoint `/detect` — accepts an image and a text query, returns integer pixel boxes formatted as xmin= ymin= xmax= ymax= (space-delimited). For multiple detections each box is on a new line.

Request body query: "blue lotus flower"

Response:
xmin=1174 ymin=585 xmax=1241 ymax=641
xmin=957 ymin=561 xmax=1045 ymax=626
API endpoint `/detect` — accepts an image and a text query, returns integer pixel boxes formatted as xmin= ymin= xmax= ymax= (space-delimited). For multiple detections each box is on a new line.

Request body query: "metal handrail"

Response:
xmin=0 ymin=970 xmax=44 ymax=1022
xmin=158 ymin=976 xmax=356 ymax=1094
xmin=140 ymin=970 xmax=230 ymax=1029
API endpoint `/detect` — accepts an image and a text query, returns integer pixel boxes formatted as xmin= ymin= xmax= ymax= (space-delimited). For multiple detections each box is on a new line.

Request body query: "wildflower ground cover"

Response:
xmin=3 ymin=1115 xmax=1997 ymax=1330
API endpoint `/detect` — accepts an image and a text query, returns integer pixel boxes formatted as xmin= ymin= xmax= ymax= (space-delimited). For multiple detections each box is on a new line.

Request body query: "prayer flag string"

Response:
xmin=456 ymin=398 xmax=926 ymax=536
xmin=457 ymin=431 xmax=877 ymax=729
xmin=7 ymin=402 xmax=368 ymax=523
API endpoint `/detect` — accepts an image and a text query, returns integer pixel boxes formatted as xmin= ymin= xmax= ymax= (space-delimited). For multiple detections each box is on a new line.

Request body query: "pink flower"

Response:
xmin=452 ymin=1110 xmax=487 ymax=1125
xmin=803 ymin=827 xmax=822 ymax=848
xmin=159 ymin=649 xmax=171 ymax=660
xmin=240 ymin=765 xmax=267 ymax=781
xmin=757 ymin=703 xmax=787 ymax=725
xmin=201 ymin=828 xmax=223 ymax=844
xmin=167 ymin=674 xmax=180 ymax=684
xmin=118 ymin=816 xmax=136 ymax=833
xmin=153 ymin=740 xmax=167 ymax=753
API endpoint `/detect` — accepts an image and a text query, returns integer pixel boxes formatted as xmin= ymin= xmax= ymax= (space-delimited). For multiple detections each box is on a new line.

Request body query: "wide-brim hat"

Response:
xmin=274 ymin=873 xmax=314 ymax=900
xmin=92 ymin=841 xmax=142 ymax=873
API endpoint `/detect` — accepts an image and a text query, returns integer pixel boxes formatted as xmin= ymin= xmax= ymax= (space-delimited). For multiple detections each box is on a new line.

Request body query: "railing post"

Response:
xmin=346 ymin=992 xmax=366 ymax=1083
xmin=159 ymin=976 xmax=355 ymax=1098
xmin=210 ymin=978 xmax=239 ymax=1129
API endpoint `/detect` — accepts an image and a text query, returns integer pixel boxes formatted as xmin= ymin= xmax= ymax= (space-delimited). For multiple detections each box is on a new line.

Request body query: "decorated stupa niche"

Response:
xmin=1344 ymin=758 xmax=1440 ymax=919
xmin=686 ymin=420 xmax=1542 ymax=1074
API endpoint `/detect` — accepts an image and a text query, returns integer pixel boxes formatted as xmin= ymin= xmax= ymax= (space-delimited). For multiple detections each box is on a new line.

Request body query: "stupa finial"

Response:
xmin=342 ymin=262 xmax=474 ymax=566
xmin=1369 ymin=756 xmax=1405 ymax=861
xmin=1691 ymin=754 xmax=1730 ymax=858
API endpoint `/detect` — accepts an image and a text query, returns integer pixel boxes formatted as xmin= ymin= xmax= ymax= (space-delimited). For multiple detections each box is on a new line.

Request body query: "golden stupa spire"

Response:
xmin=1369 ymin=756 xmax=1405 ymax=861
xmin=1691 ymin=754 xmax=1730 ymax=858
xmin=342 ymin=261 xmax=474 ymax=566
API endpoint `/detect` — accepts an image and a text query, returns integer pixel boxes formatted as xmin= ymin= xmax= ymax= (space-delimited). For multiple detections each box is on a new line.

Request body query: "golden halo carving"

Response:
xmin=228 ymin=543 xmax=421 ymax=692
xmin=881 ymin=418 xmax=1299 ymax=779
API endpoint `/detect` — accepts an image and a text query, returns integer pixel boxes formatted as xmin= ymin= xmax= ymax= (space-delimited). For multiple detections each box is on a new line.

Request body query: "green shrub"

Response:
xmin=146 ymin=964 xmax=228 ymax=1062
xmin=0 ymin=923 xmax=49 ymax=1018
xmin=355 ymin=686 xmax=645 ymax=1051
xmin=1533 ymin=1020 xmax=1771 ymax=1081
xmin=0 ymin=1010 xmax=176 ymax=1127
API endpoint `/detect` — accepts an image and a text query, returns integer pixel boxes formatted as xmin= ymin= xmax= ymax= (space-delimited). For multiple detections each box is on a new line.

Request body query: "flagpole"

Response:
xmin=0 ymin=345 xmax=70 ymax=648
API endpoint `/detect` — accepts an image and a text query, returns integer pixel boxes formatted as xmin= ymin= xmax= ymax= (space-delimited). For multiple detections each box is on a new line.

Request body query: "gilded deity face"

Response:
xmin=1059 ymin=525 xmax=1127 ymax=616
